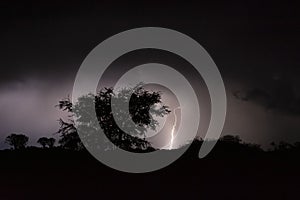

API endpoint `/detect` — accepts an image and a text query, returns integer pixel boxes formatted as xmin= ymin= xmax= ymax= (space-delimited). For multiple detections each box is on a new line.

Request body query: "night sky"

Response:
xmin=1 ymin=0 xmax=300 ymax=148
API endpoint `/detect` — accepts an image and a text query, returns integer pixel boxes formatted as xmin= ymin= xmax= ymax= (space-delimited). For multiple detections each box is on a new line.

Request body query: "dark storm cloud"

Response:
xmin=1 ymin=0 xmax=300 ymax=82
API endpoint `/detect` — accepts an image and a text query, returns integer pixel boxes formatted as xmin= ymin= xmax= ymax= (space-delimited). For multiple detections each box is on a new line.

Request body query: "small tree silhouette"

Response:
xmin=5 ymin=133 xmax=29 ymax=150
xmin=47 ymin=138 xmax=56 ymax=148
xmin=57 ymin=118 xmax=83 ymax=151
xmin=37 ymin=137 xmax=48 ymax=148
xmin=37 ymin=137 xmax=56 ymax=148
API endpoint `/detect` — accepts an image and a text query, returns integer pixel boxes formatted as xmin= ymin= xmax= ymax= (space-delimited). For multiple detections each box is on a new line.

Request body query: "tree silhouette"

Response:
xmin=57 ymin=118 xmax=83 ymax=151
xmin=37 ymin=137 xmax=48 ymax=148
xmin=47 ymin=138 xmax=56 ymax=148
xmin=57 ymin=84 xmax=170 ymax=152
xmin=37 ymin=137 xmax=56 ymax=148
xmin=5 ymin=133 xmax=29 ymax=150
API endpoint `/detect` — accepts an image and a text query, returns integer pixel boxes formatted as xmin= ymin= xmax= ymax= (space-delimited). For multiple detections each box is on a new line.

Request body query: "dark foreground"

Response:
xmin=0 ymin=141 xmax=299 ymax=200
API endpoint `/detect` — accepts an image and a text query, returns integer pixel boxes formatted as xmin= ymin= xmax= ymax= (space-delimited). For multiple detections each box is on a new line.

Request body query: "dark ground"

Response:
xmin=0 ymin=141 xmax=299 ymax=200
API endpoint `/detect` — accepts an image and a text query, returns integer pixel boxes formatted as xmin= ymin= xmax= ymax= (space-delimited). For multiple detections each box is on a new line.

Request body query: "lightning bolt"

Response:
xmin=169 ymin=107 xmax=180 ymax=150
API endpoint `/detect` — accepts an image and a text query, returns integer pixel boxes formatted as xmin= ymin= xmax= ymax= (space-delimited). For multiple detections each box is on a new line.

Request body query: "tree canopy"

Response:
xmin=5 ymin=133 xmax=29 ymax=150
xmin=37 ymin=137 xmax=56 ymax=148
xmin=57 ymin=84 xmax=170 ymax=152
